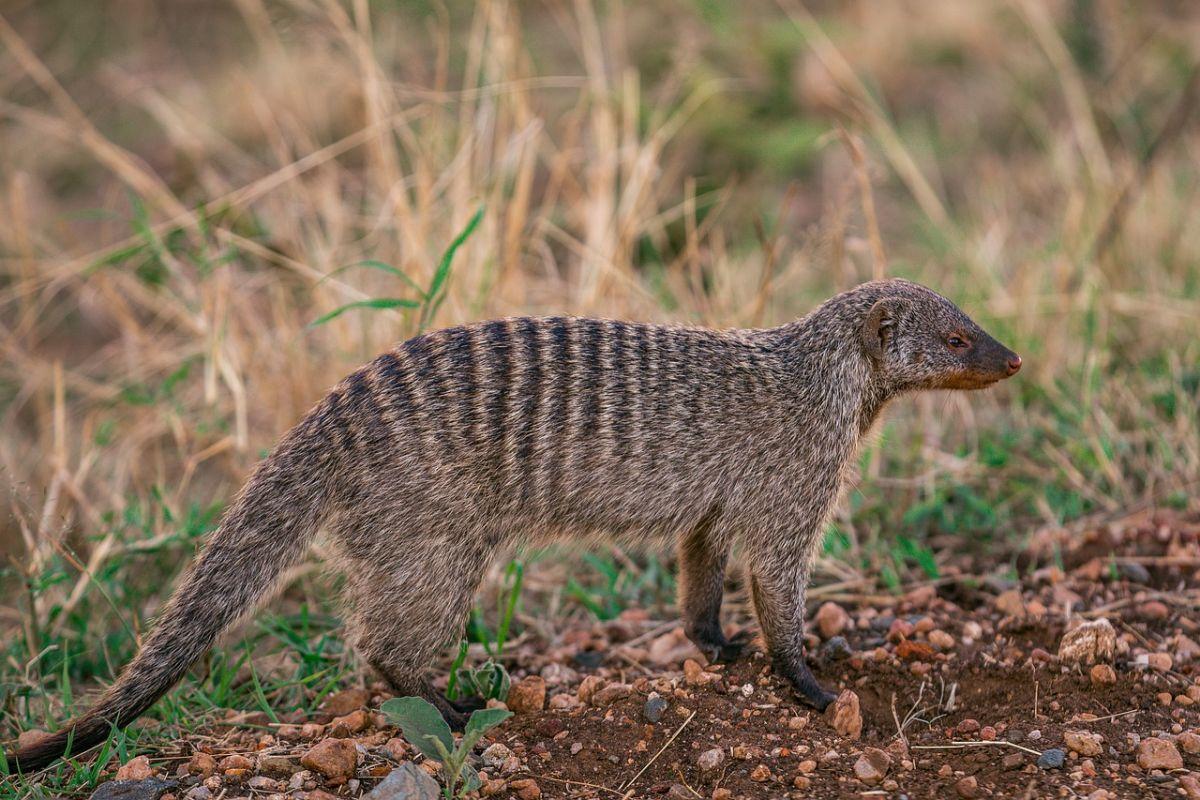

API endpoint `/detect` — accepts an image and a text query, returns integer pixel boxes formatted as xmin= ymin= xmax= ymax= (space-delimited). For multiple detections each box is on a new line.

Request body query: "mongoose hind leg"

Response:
xmin=749 ymin=570 xmax=837 ymax=712
xmin=678 ymin=509 xmax=750 ymax=663
xmin=347 ymin=537 xmax=494 ymax=728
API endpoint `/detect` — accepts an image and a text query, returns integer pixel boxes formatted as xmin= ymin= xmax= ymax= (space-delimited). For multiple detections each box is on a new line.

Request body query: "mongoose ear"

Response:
xmin=861 ymin=298 xmax=902 ymax=363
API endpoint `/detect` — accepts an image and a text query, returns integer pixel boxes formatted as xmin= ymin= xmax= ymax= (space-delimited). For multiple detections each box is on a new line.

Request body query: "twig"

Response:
xmin=1076 ymin=709 xmax=1139 ymax=724
xmin=618 ymin=709 xmax=698 ymax=795
xmin=913 ymin=740 xmax=1042 ymax=757
xmin=527 ymin=773 xmax=627 ymax=797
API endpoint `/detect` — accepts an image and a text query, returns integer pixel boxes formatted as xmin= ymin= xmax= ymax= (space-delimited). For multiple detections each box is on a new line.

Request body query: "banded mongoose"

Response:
xmin=10 ymin=278 xmax=1021 ymax=771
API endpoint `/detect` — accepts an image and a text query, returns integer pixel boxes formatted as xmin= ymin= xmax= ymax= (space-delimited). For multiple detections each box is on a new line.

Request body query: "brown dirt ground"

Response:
xmin=22 ymin=509 xmax=1200 ymax=799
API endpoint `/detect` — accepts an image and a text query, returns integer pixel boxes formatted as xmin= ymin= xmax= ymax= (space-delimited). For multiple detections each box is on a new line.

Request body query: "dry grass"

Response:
xmin=1 ymin=0 xmax=1199 ymax=776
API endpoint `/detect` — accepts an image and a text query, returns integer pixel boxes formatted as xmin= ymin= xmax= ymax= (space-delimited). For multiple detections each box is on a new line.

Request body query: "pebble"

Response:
xmin=798 ymin=759 xmax=817 ymax=774
xmin=830 ymin=690 xmax=863 ymax=740
xmin=821 ymin=636 xmax=852 ymax=661
xmin=1089 ymin=663 xmax=1117 ymax=685
xmin=995 ymin=589 xmax=1026 ymax=617
xmin=1063 ymin=730 xmax=1104 ymax=756
xmin=1178 ymin=732 xmax=1200 ymax=754
xmin=1136 ymin=737 xmax=1183 ymax=770
xmin=749 ymin=764 xmax=771 ymax=781
xmin=482 ymin=743 xmax=514 ymax=769
xmin=507 ymin=676 xmax=547 ymax=714
xmin=1140 ymin=601 xmax=1170 ymax=620
xmin=186 ymin=753 xmax=217 ymax=778
xmin=356 ymin=763 xmax=439 ymax=799
xmin=509 ymin=778 xmax=541 ymax=799
xmin=89 ymin=779 xmax=178 ymax=800
xmin=590 ymin=683 xmax=633 ymax=706
xmin=852 ymin=747 xmax=891 ymax=785
xmin=329 ymin=709 xmax=368 ymax=737
xmin=955 ymin=775 xmax=979 ymax=798
xmin=576 ymin=676 xmax=604 ymax=705
xmin=320 ymin=688 xmax=370 ymax=716
xmin=1139 ymin=652 xmax=1173 ymax=671
xmin=115 ymin=756 xmax=154 ymax=781
xmin=643 ymin=691 xmax=669 ymax=723
xmin=814 ymin=602 xmax=851 ymax=638
xmin=698 ymin=748 xmax=725 ymax=771
xmin=1037 ymin=748 xmax=1065 ymax=769
xmin=683 ymin=659 xmax=719 ymax=686
xmin=1120 ymin=562 xmax=1151 ymax=584
xmin=1180 ymin=773 xmax=1200 ymax=800
xmin=300 ymin=738 xmax=358 ymax=784
xmin=928 ymin=629 xmax=955 ymax=650
xmin=1057 ymin=618 xmax=1117 ymax=665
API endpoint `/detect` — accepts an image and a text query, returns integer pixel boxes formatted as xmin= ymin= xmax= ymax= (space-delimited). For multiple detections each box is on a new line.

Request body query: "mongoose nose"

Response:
xmin=1006 ymin=354 xmax=1022 ymax=376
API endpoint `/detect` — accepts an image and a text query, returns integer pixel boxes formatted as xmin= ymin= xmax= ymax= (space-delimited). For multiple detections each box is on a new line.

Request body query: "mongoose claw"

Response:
xmin=691 ymin=627 xmax=756 ymax=664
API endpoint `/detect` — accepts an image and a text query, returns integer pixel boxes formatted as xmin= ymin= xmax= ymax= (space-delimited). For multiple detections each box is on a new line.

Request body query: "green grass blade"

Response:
xmin=309 ymin=298 xmax=421 ymax=327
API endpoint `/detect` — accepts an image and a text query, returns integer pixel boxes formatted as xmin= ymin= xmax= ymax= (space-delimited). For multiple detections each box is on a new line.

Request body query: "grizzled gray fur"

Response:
xmin=10 ymin=279 xmax=1021 ymax=771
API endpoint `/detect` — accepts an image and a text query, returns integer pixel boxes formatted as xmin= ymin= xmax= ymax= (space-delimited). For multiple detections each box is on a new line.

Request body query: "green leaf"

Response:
xmin=420 ymin=205 xmax=484 ymax=329
xmin=309 ymin=297 xmax=421 ymax=327
xmin=319 ymin=260 xmax=427 ymax=297
xmin=460 ymin=764 xmax=482 ymax=792
xmin=465 ymin=707 xmax=512 ymax=736
xmin=380 ymin=696 xmax=454 ymax=761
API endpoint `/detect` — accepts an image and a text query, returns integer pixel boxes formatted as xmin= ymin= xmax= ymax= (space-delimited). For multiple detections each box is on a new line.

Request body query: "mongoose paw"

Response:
xmin=697 ymin=628 xmax=756 ymax=664
xmin=807 ymin=688 xmax=839 ymax=713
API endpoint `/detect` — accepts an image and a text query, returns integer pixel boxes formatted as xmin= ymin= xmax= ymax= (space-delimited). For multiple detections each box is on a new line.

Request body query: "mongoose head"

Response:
xmin=857 ymin=279 xmax=1021 ymax=393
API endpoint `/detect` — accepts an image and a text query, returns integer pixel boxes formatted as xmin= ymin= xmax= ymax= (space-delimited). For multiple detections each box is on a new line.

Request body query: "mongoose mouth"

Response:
xmin=940 ymin=351 xmax=1022 ymax=390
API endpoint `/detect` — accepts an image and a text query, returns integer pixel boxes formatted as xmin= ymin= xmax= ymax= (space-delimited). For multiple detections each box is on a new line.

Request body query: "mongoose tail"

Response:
xmin=7 ymin=401 xmax=338 ymax=773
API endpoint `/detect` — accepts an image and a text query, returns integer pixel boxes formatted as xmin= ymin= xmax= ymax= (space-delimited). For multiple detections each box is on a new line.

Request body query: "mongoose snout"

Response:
xmin=8 ymin=278 xmax=1020 ymax=771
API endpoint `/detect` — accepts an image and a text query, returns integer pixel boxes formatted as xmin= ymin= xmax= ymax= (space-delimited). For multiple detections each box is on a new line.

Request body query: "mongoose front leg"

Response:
xmin=678 ymin=510 xmax=751 ymax=663
xmin=749 ymin=565 xmax=837 ymax=712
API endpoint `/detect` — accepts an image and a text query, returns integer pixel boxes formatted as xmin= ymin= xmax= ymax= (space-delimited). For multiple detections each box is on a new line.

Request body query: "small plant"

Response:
xmin=380 ymin=697 xmax=511 ymax=799
xmin=310 ymin=206 xmax=484 ymax=330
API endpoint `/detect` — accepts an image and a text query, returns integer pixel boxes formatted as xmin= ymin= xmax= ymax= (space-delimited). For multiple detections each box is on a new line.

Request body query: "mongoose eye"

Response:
xmin=947 ymin=336 xmax=969 ymax=350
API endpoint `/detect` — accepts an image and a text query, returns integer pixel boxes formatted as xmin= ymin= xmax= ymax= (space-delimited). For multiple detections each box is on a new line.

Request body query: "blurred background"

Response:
xmin=1 ymin=0 xmax=1198 ymax=754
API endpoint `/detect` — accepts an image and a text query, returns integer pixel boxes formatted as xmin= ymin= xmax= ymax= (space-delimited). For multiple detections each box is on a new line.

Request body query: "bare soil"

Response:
xmin=30 ymin=509 xmax=1200 ymax=799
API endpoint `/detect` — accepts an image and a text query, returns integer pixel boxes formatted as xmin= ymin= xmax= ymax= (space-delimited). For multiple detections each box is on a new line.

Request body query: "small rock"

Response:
xmin=886 ymin=619 xmax=915 ymax=643
xmin=507 ymin=676 xmax=547 ymax=714
xmin=1178 ymin=732 xmax=1200 ymax=754
xmin=928 ymin=630 xmax=955 ymax=650
xmin=666 ymin=785 xmax=692 ymax=800
xmin=300 ymin=738 xmax=358 ymax=784
xmin=829 ymin=690 xmax=863 ymax=740
xmin=1057 ymin=618 xmax=1117 ymax=665
xmin=1089 ymin=663 xmax=1117 ymax=686
xmin=905 ymin=585 xmax=937 ymax=608
xmin=89 ymin=779 xmax=178 ymax=800
xmin=482 ymin=743 xmax=514 ymax=769
xmin=116 ymin=756 xmax=154 ymax=781
xmin=577 ymin=675 xmax=604 ymax=704
xmin=1037 ymin=748 xmax=1065 ymax=770
xmin=1120 ymin=562 xmax=1151 ymax=584
xmin=590 ymin=683 xmax=633 ymax=706
xmin=362 ymin=763 xmax=439 ymax=800
xmin=1063 ymin=730 xmax=1104 ymax=757
xmin=329 ymin=709 xmax=368 ymax=737
xmin=798 ymin=759 xmax=817 ymax=774
xmin=1141 ymin=652 xmax=1173 ymax=671
xmin=1180 ymin=773 xmax=1200 ymax=800
xmin=956 ymin=719 xmax=980 ymax=735
xmin=683 ymin=659 xmax=718 ymax=686
xmin=1137 ymin=737 xmax=1183 ymax=770
xmin=814 ymin=602 xmax=850 ymax=639
xmin=821 ymin=636 xmax=852 ymax=661
xmin=995 ymin=589 xmax=1026 ymax=617
xmin=749 ymin=764 xmax=771 ymax=781
xmin=186 ymin=753 xmax=217 ymax=778
xmin=852 ymin=747 xmax=891 ymax=785
xmin=218 ymin=754 xmax=252 ymax=772
xmin=698 ymin=748 xmax=725 ymax=772
xmin=257 ymin=754 xmax=299 ymax=777
xmin=713 ymin=789 xmax=733 ymax=800
xmin=320 ymin=688 xmax=371 ymax=716
xmin=246 ymin=776 xmax=279 ymax=792
xmin=509 ymin=778 xmax=541 ymax=800
xmin=955 ymin=775 xmax=979 ymax=798
xmin=1002 ymin=753 xmax=1025 ymax=770
xmin=643 ymin=692 xmax=669 ymax=723
xmin=1140 ymin=601 xmax=1170 ymax=620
